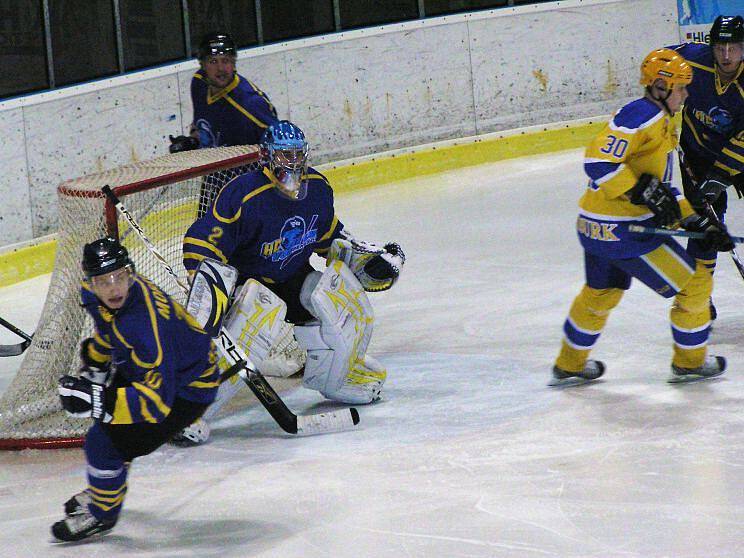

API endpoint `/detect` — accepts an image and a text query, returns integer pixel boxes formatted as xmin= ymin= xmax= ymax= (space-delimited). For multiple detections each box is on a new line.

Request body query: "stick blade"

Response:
xmin=295 ymin=408 xmax=360 ymax=436
xmin=0 ymin=340 xmax=30 ymax=357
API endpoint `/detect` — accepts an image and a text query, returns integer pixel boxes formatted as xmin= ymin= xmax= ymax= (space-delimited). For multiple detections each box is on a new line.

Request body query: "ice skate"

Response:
xmin=63 ymin=490 xmax=91 ymax=516
xmin=549 ymin=360 xmax=605 ymax=387
xmin=51 ymin=506 xmax=117 ymax=542
xmin=668 ymin=355 xmax=726 ymax=384
xmin=169 ymin=417 xmax=210 ymax=447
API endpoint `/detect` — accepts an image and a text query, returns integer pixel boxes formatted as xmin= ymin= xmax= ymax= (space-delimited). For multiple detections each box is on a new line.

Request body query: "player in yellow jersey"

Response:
xmin=551 ymin=49 xmax=731 ymax=386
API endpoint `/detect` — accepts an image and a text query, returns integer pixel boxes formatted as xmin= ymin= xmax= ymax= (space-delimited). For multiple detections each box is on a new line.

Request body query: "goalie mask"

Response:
xmin=82 ymin=237 xmax=135 ymax=310
xmin=260 ymin=121 xmax=309 ymax=201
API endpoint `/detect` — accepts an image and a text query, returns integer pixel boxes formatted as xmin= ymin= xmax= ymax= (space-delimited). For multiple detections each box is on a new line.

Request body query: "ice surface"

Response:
xmin=1 ymin=149 xmax=742 ymax=557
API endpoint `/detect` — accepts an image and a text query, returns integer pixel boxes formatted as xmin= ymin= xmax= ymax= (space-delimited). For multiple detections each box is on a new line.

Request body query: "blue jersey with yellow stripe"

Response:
xmin=183 ymin=166 xmax=344 ymax=284
xmin=578 ymin=97 xmax=695 ymax=259
xmin=81 ymin=276 xmax=219 ymax=425
xmin=191 ymin=70 xmax=278 ymax=147
xmin=668 ymin=42 xmax=744 ymax=178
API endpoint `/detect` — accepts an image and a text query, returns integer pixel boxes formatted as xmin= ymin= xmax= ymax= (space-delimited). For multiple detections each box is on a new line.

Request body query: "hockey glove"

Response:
xmin=698 ymin=170 xmax=734 ymax=203
xmin=361 ymin=243 xmax=406 ymax=292
xmin=629 ymin=173 xmax=681 ymax=227
xmin=168 ymin=134 xmax=200 ymax=154
xmin=681 ymin=214 xmax=735 ymax=253
xmin=58 ymin=375 xmax=113 ymax=422
xmin=78 ymin=337 xmax=112 ymax=385
xmin=329 ymin=237 xmax=405 ymax=292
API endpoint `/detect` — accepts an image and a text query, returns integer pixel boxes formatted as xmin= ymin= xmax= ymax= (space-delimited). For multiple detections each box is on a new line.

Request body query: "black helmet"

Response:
xmin=82 ymin=237 xmax=133 ymax=278
xmin=197 ymin=32 xmax=237 ymax=60
xmin=710 ymin=15 xmax=744 ymax=44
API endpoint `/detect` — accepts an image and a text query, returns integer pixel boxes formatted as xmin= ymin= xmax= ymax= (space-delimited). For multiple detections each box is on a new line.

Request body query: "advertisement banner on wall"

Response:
xmin=677 ymin=0 xmax=742 ymax=42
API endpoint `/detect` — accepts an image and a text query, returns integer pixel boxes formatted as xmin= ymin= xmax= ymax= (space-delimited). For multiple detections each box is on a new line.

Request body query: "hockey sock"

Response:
xmin=555 ymin=286 xmax=623 ymax=372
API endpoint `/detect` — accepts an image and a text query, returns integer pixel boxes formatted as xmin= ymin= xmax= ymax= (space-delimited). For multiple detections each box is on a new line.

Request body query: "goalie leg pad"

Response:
xmin=186 ymin=258 xmax=238 ymax=337
xmin=201 ymin=372 xmax=244 ymax=421
xmin=294 ymin=261 xmax=384 ymax=404
xmin=224 ymin=279 xmax=305 ymax=378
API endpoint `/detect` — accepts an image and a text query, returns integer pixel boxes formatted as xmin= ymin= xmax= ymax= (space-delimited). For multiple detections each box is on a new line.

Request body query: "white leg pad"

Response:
xmin=202 ymin=373 xmax=244 ymax=420
xmin=294 ymin=261 xmax=385 ymax=404
xmin=225 ymin=279 xmax=306 ymax=378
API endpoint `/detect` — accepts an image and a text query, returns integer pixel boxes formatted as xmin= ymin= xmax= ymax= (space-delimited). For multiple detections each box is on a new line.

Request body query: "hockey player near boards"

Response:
xmin=168 ymin=31 xmax=280 ymax=216
xmin=52 ymin=238 xmax=220 ymax=542
xmin=667 ymin=15 xmax=744 ymax=319
xmin=551 ymin=49 xmax=728 ymax=386
xmin=169 ymin=31 xmax=278 ymax=154
xmin=175 ymin=120 xmax=404 ymax=445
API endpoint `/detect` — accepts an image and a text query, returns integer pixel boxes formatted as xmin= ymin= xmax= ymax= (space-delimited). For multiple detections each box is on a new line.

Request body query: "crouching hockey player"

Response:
xmin=52 ymin=238 xmax=219 ymax=542
xmin=175 ymin=120 xmax=404 ymax=445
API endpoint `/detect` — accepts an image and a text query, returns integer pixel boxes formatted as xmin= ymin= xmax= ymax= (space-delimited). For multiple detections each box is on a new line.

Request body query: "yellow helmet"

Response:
xmin=640 ymin=48 xmax=692 ymax=88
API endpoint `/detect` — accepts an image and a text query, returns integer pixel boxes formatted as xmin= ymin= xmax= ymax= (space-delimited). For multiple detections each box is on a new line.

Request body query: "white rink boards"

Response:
xmin=1 ymin=149 xmax=743 ymax=557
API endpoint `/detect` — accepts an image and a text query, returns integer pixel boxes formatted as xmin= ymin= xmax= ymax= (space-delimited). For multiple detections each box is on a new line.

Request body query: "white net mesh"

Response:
xmin=0 ymin=146 xmax=260 ymax=448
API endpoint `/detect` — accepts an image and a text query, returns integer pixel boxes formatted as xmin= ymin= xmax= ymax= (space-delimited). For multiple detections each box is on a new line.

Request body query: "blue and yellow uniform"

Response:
xmin=183 ymin=167 xmax=343 ymax=320
xmin=667 ymin=42 xmax=744 ymax=269
xmin=80 ymin=275 xmax=218 ymax=521
xmin=556 ymin=97 xmax=714 ymax=374
xmin=669 ymin=42 xmax=744 ymax=180
xmin=191 ymin=69 xmax=278 ymax=147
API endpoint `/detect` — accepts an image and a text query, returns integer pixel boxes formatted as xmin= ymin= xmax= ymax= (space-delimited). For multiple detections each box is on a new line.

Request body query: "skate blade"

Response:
xmin=548 ymin=376 xmax=601 ymax=387
xmin=49 ymin=531 xmax=112 ymax=545
xmin=667 ymin=370 xmax=725 ymax=384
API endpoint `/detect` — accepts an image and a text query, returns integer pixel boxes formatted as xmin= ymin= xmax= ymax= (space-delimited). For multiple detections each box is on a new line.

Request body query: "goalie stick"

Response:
xmin=101 ymin=185 xmax=360 ymax=435
xmin=0 ymin=315 xmax=33 ymax=357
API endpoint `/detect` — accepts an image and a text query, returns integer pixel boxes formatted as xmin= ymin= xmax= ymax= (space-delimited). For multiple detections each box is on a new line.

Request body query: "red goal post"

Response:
xmin=0 ymin=146 xmax=260 ymax=450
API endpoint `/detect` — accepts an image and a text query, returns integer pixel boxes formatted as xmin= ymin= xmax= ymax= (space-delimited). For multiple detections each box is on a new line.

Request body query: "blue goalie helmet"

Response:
xmin=260 ymin=121 xmax=310 ymax=200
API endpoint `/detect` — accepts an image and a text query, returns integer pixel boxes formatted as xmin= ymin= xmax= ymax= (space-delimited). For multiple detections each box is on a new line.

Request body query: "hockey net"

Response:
xmin=0 ymin=146 xmax=260 ymax=450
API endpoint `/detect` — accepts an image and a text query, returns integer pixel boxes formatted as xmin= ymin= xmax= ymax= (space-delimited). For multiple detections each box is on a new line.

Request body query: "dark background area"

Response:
xmin=0 ymin=0 xmax=554 ymax=100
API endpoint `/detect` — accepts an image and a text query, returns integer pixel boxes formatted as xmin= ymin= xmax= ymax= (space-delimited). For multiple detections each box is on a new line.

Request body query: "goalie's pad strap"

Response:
xmin=186 ymin=258 xmax=238 ymax=337
xmin=224 ymin=279 xmax=305 ymax=377
xmin=294 ymin=260 xmax=383 ymax=404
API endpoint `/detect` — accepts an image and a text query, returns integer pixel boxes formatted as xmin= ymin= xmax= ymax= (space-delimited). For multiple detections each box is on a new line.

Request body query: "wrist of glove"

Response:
xmin=169 ymin=134 xmax=200 ymax=154
xmin=699 ymin=170 xmax=734 ymax=203
xmin=79 ymin=337 xmax=112 ymax=385
xmin=681 ymin=214 xmax=734 ymax=252
xmin=58 ymin=375 xmax=113 ymax=422
xmin=629 ymin=173 xmax=681 ymax=227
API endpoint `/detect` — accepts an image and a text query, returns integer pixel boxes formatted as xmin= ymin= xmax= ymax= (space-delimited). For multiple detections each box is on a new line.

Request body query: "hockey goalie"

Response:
xmin=174 ymin=120 xmax=405 ymax=445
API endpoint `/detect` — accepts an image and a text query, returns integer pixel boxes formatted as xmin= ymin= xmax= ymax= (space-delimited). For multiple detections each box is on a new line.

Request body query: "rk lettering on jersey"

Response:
xmin=576 ymin=216 xmax=620 ymax=242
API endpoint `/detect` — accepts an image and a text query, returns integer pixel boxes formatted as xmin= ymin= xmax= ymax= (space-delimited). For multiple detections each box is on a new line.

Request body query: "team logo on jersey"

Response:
xmin=261 ymin=215 xmax=319 ymax=268
xmin=693 ymin=106 xmax=734 ymax=135
xmin=195 ymin=118 xmax=219 ymax=147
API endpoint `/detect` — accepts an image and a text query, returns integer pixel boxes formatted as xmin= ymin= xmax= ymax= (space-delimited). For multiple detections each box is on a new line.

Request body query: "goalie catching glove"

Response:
xmin=328 ymin=232 xmax=405 ymax=292
xmin=58 ymin=375 xmax=113 ymax=422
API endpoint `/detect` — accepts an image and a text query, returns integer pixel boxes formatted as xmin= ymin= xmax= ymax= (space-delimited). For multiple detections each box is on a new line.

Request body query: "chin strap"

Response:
xmin=646 ymin=85 xmax=674 ymax=115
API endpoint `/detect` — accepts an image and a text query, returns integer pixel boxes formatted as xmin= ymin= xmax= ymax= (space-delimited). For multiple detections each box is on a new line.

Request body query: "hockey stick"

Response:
xmin=0 ymin=315 xmax=33 ymax=357
xmin=700 ymin=202 xmax=744 ymax=281
xmin=628 ymin=224 xmax=744 ymax=243
xmin=676 ymin=147 xmax=744 ymax=280
xmin=101 ymin=185 xmax=360 ymax=435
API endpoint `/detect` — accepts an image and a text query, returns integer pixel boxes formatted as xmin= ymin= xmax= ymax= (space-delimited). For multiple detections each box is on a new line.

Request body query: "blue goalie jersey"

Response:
xmin=183 ymin=167 xmax=344 ymax=285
